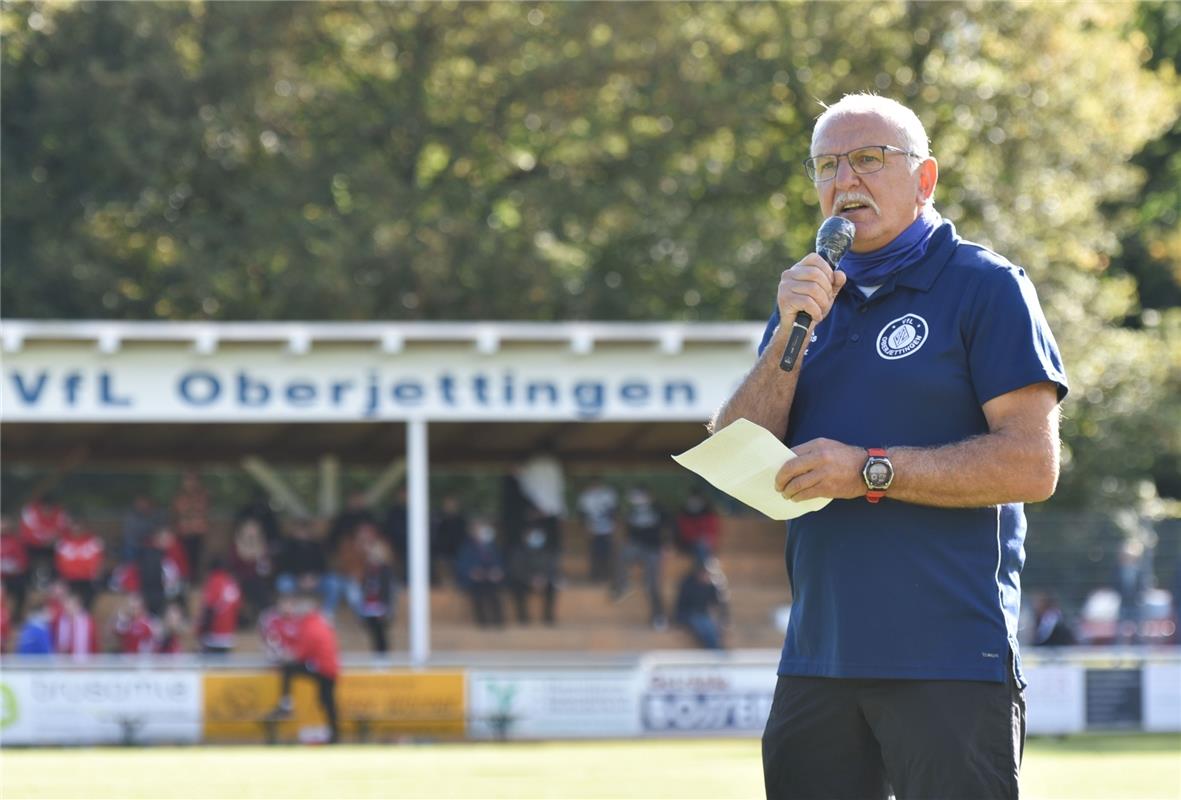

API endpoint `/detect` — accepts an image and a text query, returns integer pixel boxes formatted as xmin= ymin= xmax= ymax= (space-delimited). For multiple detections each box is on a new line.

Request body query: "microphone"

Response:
xmin=778 ymin=216 xmax=857 ymax=372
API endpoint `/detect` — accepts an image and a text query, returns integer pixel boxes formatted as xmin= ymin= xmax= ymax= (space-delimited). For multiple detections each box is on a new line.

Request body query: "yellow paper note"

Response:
xmin=672 ymin=418 xmax=832 ymax=521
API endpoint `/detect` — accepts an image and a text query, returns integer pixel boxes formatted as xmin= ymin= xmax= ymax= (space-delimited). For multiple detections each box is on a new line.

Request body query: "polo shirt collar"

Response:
xmin=893 ymin=218 xmax=959 ymax=292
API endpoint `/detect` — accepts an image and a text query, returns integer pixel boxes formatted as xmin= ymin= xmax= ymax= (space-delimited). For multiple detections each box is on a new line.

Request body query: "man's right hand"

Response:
xmin=777 ymin=252 xmax=847 ymax=324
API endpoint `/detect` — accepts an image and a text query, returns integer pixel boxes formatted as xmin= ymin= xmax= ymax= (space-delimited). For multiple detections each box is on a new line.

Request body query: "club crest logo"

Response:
xmin=876 ymin=314 xmax=928 ymax=360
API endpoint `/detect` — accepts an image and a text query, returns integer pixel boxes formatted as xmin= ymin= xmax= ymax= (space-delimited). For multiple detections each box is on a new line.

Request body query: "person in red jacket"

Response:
xmin=264 ymin=591 xmax=341 ymax=743
xmin=674 ymin=487 xmax=722 ymax=559
xmin=53 ymin=590 xmax=99 ymax=659
xmin=1 ymin=516 xmax=29 ymax=622
xmin=19 ymin=495 xmax=72 ymax=587
xmin=54 ymin=522 xmax=105 ymax=610
xmin=198 ymin=557 xmax=243 ymax=655
xmin=113 ymin=592 xmax=158 ymax=654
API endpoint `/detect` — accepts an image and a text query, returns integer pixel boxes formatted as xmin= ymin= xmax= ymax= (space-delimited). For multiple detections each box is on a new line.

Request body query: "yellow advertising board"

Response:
xmin=203 ymin=670 xmax=466 ymax=743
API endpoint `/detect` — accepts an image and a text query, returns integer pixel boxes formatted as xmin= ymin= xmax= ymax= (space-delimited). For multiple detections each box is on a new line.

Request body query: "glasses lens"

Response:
xmin=809 ymin=155 xmax=837 ymax=181
xmin=849 ymin=147 xmax=886 ymax=174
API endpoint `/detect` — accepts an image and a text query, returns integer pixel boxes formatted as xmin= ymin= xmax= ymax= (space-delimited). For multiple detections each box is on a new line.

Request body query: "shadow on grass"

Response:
xmin=1027 ymin=733 xmax=1181 ymax=754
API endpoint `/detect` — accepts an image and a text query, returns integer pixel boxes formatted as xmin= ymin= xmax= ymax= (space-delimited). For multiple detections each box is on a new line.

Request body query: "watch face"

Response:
xmin=867 ymin=461 xmax=891 ymax=487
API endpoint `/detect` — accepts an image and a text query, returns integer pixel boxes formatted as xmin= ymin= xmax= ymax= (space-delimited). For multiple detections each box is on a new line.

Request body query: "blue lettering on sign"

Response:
xmin=573 ymin=382 xmax=605 ymax=419
xmin=620 ymin=381 xmax=650 ymax=405
xmin=99 ymin=372 xmax=132 ymax=407
xmin=285 ymin=382 xmax=316 ymax=407
xmin=237 ymin=372 xmax=270 ymax=407
xmin=9 ymin=371 xmax=49 ymax=404
xmin=178 ymin=372 xmax=221 ymax=406
xmin=393 ymin=381 xmax=424 ymax=405
xmin=641 ymin=692 xmax=773 ymax=732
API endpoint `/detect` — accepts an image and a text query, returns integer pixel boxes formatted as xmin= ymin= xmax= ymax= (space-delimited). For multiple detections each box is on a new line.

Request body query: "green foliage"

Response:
xmin=2 ymin=1 xmax=1179 ymax=511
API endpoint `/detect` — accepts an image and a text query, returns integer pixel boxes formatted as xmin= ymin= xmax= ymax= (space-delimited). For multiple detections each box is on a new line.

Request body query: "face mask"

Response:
xmin=525 ymin=529 xmax=546 ymax=549
xmin=629 ymin=492 xmax=649 ymax=506
xmin=685 ymin=497 xmax=706 ymax=513
xmin=475 ymin=526 xmax=495 ymax=544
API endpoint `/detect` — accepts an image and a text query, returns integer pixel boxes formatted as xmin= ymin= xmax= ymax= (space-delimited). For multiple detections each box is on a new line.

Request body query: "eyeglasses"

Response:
xmin=803 ymin=145 xmax=921 ymax=182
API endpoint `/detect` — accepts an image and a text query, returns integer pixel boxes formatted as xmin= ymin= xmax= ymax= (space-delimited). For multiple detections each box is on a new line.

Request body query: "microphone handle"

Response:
xmin=778 ymin=310 xmax=812 ymax=372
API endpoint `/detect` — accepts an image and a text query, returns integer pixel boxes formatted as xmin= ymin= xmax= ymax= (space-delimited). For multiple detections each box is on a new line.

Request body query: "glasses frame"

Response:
xmin=803 ymin=145 xmax=922 ymax=183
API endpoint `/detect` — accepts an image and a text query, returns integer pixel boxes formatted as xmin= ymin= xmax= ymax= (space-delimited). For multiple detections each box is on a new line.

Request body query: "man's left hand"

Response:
xmin=775 ymin=438 xmax=866 ymax=501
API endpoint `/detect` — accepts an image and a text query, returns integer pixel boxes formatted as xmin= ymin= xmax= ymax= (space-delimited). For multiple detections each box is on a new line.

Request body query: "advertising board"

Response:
xmin=468 ymin=669 xmax=641 ymax=740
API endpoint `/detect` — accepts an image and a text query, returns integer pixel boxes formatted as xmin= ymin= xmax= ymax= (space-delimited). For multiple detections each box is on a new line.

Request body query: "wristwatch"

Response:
xmin=863 ymin=448 xmax=894 ymax=503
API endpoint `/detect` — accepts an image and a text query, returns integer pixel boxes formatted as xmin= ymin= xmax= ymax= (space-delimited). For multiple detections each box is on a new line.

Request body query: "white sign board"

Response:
xmin=0 ymin=670 xmax=203 ymax=746
xmin=1143 ymin=661 xmax=1181 ymax=733
xmin=1 ymin=344 xmax=751 ymax=423
xmin=468 ymin=669 xmax=641 ymax=740
xmin=640 ymin=660 xmax=777 ymax=735
xmin=1023 ymin=663 xmax=1086 ymax=735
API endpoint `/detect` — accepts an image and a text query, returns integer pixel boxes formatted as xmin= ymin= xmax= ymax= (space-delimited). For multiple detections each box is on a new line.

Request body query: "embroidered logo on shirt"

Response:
xmin=876 ymin=314 xmax=929 ymax=360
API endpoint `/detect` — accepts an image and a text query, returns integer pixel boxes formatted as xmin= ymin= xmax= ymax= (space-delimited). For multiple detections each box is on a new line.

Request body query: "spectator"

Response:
xmin=172 ymin=471 xmax=211 ymax=581
xmin=1030 ymin=591 xmax=1076 ymax=646
xmin=1 ymin=515 xmax=29 ymax=622
xmin=508 ymin=514 xmax=560 ymax=625
xmin=53 ymin=591 xmax=99 ymax=659
xmin=1115 ymin=537 xmax=1150 ymax=644
xmin=275 ymin=516 xmax=329 ymax=597
xmin=228 ymin=518 xmax=275 ymax=624
xmin=235 ymin=490 xmax=282 ymax=545
xmin=615 ymin=486 xmax=669 ymax=630
xmin=264 ymin=591 xmax=341 ymax=744
xmin=577 ymin=478 xmax=619 ymax=583
xmin=431 ymin=494 xmax=468 ymax=586
xmin=675 ymin=487 xmax=722 ymax=559
xmin=674 ymin=556 xmax=730 ymax=650
xmin=54 ymin=520 xmax=105 ymax=610
xmin=383 ymin=485 xmax=409 ymax=582
xmin=199 ymin=557 xmax=243 ymax=655
xmin=157 ymin=602 xmax=189 ymax=654
xmin=121 ymin=494 xmax=162 ymax=565
xmin=20 ymin=494 xmax=72 ymax=586
xmin=16 ymin=595 xmax=54 ymax=655
xmin=515 ymin=449 xmax=566 ymax=556
xmin=324 ymin=518 xmax=376 ymax=623
xmin=329 ymin=491 xmax=378 ymax=555
xmin=113 ymin=592 xmax=158 ymax=654
xmin=454 ymin=519 xmax=506 ymax=628
xmin=130 ymin=527 xmax=188 ymax=618
xmin=358 ymin=539 xmax=397 ymax=653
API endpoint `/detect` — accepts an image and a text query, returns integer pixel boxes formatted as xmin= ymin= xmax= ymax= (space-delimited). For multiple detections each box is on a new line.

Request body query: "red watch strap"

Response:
xmin=867 ymin=448 xmax=887 ymax=458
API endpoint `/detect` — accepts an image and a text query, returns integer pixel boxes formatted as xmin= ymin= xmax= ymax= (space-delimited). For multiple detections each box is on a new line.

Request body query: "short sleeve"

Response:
xmin=963 ymin=265 xmax=1068 ymax=406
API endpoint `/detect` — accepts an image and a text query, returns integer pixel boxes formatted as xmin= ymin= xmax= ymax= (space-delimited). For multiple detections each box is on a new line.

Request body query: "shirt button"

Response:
xmin=851 ymin=333 xmax=861 ymax=343
xmin=859 ymin=307 xmax=868 ymax=314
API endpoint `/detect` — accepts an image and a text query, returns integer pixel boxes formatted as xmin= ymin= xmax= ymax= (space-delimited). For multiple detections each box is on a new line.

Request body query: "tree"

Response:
xmin=2 ymin=1 xmax=1178 ymax=509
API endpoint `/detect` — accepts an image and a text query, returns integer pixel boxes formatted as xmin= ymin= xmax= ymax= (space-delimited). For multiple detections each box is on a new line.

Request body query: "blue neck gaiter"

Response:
xmin=839 ymin=206 xmax=941 ymax=285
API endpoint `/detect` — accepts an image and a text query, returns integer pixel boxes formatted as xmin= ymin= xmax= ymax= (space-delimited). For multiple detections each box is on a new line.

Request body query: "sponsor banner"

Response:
xmin=468 ymin=669 xmax=641 ymax=740
xmin=1023 ymin=663 xmax=1085 ymax=735
xmin=202 ymin=671 xmax=465 ymax=743
xmin=1143 ymin=661 xmax=1181 ymax=732
xmin=0 ymin=670 xmax=202 ymax=746
xmin=1 ymin=346 xmax=747 ymax=422
xmin=640 ymin=660 xmax=776 ymax=735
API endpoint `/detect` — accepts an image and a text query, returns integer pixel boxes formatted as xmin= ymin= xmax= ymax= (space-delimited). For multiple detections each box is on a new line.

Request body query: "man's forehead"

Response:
xmin=813 ymin=112 xmax=899 ymax=152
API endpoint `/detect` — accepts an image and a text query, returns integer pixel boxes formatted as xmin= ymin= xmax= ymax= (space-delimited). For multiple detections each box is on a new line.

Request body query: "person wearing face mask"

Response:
xmin=674 ymin=486 xmax=721 ymax=560
xmin=507 ymin=511 xmax=560 ymax=625
xmin=613 ymin=485 xmax=670 ymax=631
xmin=454 ymin=519 xmax=506 ymax=628
xmin=711 ymin=94 xmax=1067 ymax=800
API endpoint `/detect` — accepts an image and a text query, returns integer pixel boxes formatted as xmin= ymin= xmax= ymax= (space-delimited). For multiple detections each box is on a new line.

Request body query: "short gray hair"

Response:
xmin=812 ymin=94 xmax=931 ymax=160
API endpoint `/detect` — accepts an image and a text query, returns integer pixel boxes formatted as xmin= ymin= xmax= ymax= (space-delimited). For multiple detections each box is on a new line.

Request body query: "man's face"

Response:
xmin=812 ymin=112 xmax=934 ymax=253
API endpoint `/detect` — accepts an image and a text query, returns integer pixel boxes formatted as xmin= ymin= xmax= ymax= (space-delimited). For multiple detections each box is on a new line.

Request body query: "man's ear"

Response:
xmin=917 ymin=158 xmax=938 ymax=204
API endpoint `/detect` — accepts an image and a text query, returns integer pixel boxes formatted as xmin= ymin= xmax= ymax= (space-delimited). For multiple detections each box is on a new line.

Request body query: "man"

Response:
xmin=576 ymin=477 xmax=619 ymax=583
xmin=711 ymin=94 xmax=1067 ymax=800
xmin=264 ymin=590 xmax=341 ymax=743
xmin=54 ymin=520 xmax=105 ymax=610
xmin=198 ymin=557 xmax=243 ymax=655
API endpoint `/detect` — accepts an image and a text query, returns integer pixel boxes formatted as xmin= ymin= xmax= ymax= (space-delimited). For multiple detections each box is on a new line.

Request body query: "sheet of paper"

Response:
xmin=672 ymin=418 xmax=832 ymax=521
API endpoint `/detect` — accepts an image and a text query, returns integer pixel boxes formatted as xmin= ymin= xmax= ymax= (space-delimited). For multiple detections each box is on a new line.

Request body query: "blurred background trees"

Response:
xmin=2 ymin=0 xmax=1179 ymax=512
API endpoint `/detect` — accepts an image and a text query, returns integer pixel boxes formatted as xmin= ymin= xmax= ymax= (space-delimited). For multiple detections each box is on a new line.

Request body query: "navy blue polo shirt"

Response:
xmin=757 ymin=219 xmax=1067 ymax=686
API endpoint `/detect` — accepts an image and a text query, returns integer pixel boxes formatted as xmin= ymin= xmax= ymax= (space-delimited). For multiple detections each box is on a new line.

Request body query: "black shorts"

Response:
xmin=762 ymin=667 xmax=1025 ymax=800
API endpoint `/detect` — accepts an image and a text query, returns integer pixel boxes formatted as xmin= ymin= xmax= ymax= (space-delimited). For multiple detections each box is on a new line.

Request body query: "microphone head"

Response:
xmin=815 ymin=216 xmax=857 ymax=266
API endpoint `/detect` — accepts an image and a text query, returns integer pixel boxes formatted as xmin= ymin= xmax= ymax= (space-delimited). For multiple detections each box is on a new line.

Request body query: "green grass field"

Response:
xmin=2 ymin=735 xmax=1179 ymax=799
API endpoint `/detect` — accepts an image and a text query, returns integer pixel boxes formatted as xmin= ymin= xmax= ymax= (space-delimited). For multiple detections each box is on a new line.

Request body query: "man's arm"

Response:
xmin=775 ymin=382 xmax=1062 ymax=507
xmin=709 ymin=254 xmax=846 ymax=437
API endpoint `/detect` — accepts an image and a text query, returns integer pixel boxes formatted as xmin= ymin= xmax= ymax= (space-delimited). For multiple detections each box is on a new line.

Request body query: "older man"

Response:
xmin=712 ymin=94 xmax=1067 ymax=799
